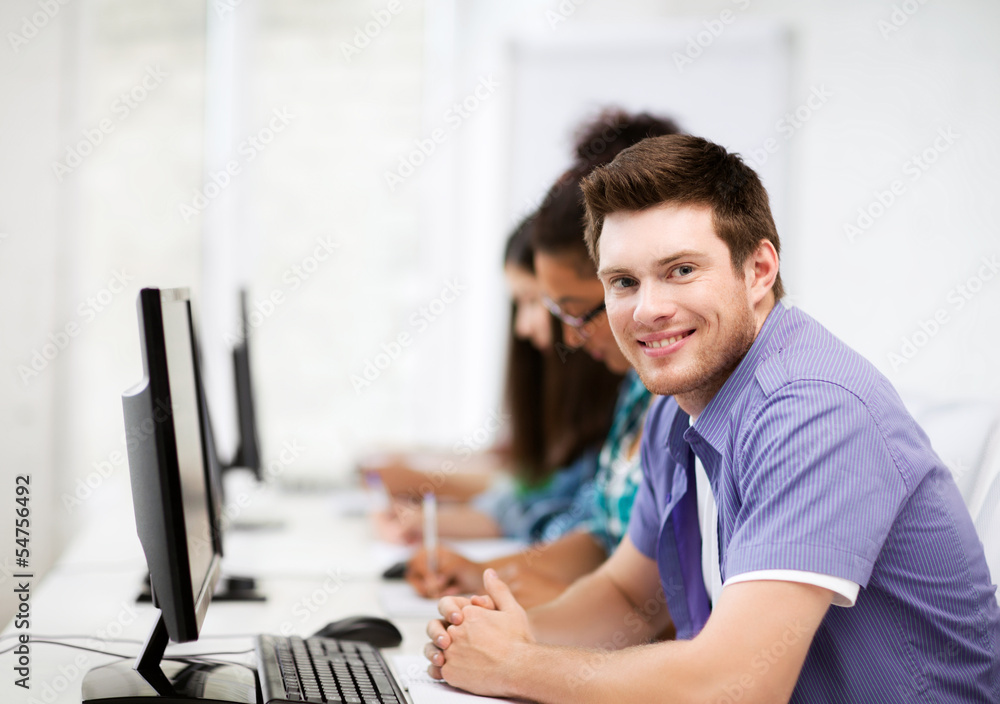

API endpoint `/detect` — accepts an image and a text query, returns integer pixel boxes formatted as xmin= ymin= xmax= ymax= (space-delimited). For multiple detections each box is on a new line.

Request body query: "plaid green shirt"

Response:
xmin=581 ymin=369 xmax=652 ymax=553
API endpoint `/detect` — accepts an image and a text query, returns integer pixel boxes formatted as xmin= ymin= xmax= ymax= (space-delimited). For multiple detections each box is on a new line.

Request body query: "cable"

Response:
xmin=0 ymin=640 xmax=133 ymax=659
xmin=47 ymin=558 xmax=149 ymax=575
xmin=0 ymin=631 xmax=257 ymax=643
xmin=0 ymin=639 xmax=254 ymax=661
xmin=0 ymin=633 xmax=143 ymax=645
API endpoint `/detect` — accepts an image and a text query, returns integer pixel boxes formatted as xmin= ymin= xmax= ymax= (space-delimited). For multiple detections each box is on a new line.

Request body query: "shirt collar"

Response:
xmin=691 ymin=301 xmax=790 ymax=455
xmin=665 ymin=398 xmax=692 ymax=469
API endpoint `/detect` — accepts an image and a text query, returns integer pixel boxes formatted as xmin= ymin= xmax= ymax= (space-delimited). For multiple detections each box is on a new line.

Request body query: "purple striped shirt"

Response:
xmin=629 ymin=303 xmax=1000 ymax=702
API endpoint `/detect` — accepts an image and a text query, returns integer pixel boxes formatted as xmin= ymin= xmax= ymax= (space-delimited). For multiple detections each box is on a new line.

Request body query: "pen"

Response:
xmin=423 ymin=491 xmax=438 ymax=576
xmin=363 ymin=470 xmax=391 ymax=513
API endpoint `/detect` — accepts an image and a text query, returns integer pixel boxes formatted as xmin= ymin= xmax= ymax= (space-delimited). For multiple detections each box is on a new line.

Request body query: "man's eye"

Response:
xmin=674 ymin=265 xmax=695 ymax=277
xmin=611 ymin=277 xmax=637 ymax=290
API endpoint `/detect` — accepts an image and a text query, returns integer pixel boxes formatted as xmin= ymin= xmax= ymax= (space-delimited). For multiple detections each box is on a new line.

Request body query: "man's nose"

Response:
xmin=634 ymin=284 xmax=676 ymax=325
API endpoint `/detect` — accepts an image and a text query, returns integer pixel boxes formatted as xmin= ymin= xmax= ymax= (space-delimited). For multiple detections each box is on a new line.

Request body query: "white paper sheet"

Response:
xmin=378 ymin=582 xmax=442 ymax=619
xmin=391 ymin=655 xmax=522 ymax=703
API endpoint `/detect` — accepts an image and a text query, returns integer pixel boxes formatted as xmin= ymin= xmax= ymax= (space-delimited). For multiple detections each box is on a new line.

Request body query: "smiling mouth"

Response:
xmin=640 ymin=331 xmax=693 ymax=348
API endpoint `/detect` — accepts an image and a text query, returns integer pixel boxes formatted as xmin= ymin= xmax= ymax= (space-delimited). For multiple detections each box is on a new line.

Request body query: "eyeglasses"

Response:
xmin=542 ymin=296 xmax=606 ymax=338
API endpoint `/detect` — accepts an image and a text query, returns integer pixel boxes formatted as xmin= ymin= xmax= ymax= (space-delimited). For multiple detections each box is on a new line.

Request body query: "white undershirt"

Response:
xmin=691 ymin=429 xmax=859 ymax=609
xmin=694 ymin=453 xmax=724 ymax=606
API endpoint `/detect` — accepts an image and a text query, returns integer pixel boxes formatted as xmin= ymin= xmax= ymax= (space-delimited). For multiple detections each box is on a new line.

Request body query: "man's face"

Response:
xmin=534 ymin=251 xmax=632 ymax=374
xmin=597 ymin=203 xmax=762 ymax=411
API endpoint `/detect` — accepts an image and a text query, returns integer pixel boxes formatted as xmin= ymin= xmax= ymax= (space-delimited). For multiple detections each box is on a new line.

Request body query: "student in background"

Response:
xmin=371 ymin=213 xmax=622 ymax=544
xmin=406 ymin=109 xmax=682 ymax=607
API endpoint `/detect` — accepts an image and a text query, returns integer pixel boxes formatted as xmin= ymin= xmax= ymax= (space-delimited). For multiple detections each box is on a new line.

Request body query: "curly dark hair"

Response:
xmin=533 ymin=108 xmax=684 ymax=273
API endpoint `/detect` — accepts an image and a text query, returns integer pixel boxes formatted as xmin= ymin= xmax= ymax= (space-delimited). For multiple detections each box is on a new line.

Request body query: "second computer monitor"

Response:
xmin=230 ymin=289 xmax=262 ymax=478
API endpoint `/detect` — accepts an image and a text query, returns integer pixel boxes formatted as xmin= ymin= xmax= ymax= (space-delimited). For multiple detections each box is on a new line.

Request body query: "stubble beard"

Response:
xmin=632 ymin=303 xmax=757 ymax=412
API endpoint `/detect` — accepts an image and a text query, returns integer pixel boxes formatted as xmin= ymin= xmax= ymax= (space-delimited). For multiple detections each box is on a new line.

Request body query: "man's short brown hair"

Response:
xmin=581 ymin=134 xmax=784 ymax=300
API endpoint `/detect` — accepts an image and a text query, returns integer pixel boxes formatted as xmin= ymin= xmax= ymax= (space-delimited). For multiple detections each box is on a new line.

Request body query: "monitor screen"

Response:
xmin=160 ymin=291 xmax=216 ymax=603
xmin=124 ymin=287 xmax=221 ymax=643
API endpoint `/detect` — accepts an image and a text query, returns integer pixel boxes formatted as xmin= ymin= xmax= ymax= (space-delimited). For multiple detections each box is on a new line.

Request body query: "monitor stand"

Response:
xmin=137 ymin=574 xmax=266 ymax=603
xmin=228 ymin=517 xmax=286 ymax=532
xmin=81 ymin=614 xmax=260 ymax=704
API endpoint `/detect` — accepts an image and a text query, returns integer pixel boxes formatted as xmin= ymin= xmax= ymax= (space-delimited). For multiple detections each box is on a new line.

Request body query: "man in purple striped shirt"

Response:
xmin=423 ymin=134 xmax=1000 ymax=703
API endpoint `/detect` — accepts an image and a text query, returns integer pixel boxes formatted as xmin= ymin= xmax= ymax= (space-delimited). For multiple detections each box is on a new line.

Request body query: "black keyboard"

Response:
xmin=256 ymin=634 xmax=407 ymax=704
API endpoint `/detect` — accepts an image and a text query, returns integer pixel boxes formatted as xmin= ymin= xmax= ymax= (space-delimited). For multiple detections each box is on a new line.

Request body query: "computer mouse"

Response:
xmin=311 ymin=616 xmax=403 ymax=649
xmin=381 ymin=560 xmax=408 ymax=580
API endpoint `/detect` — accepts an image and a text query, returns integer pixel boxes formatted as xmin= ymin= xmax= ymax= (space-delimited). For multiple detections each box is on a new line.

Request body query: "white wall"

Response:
xmin=0 ymin=0 xmax=207 ymax=625
xmin=717 ymin=0 xmax=1000 ymax=400
xmin=0 ymin=0 xmax=66 ymax=628
xmin=237 ymin=0 xmax=434 ymax=479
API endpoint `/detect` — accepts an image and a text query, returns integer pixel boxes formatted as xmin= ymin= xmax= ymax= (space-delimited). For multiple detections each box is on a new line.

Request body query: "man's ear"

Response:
xmin=745 ymin=239 xmax=779 ymax=306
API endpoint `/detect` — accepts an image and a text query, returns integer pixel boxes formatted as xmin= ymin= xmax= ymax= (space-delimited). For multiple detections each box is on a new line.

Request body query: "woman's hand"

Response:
xmin=406 ymin=547 xmax=485 ymax=597
xmin=372 ymin=499 xmax=423 ymax=545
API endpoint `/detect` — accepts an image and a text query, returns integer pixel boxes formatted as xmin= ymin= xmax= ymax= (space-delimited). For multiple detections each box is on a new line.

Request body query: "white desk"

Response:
xmin=0 ymin=475 xmax=443 ymax=704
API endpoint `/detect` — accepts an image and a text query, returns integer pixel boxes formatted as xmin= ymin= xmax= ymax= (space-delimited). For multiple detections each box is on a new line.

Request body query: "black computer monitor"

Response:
xmin=192 ymin=299 xmax=266 ymax=598
xmin=136 ymin=293 xmax=266 ymax=603
xmin=82 ymin=288 xmax=257 ymax=704
xmin=227 ymin=290 xmax=262 ymax=479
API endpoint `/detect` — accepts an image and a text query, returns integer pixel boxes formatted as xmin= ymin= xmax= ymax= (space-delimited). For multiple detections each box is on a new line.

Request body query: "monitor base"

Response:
xmin=81 ymin=659 xmax=259 ymax=704
xmin=212 ymin=575 xmax=266 ymax=602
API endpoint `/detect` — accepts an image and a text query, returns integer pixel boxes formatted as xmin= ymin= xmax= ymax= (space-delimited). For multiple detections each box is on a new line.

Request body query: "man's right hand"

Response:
xmin=406 ymin=547 xmax=484 ymax=597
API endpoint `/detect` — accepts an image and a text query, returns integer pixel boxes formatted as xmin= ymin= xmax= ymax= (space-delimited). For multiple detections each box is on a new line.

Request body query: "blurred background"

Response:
xmin=1 ymin=0 xmax=998 ymax=624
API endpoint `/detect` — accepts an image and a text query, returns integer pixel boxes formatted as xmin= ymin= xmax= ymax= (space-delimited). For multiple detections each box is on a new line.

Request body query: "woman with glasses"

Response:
xmin=370 ymin=212 xmax=623 ymax=545
xmin=406 ymin=109 xmax=681 ymax=607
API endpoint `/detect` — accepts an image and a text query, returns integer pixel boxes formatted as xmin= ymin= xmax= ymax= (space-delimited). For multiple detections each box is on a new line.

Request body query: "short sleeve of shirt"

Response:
xmin=725 ymin=380 xmax=910 ymax=588
xmin=627 ymin=473 xmax=660 ymax=559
